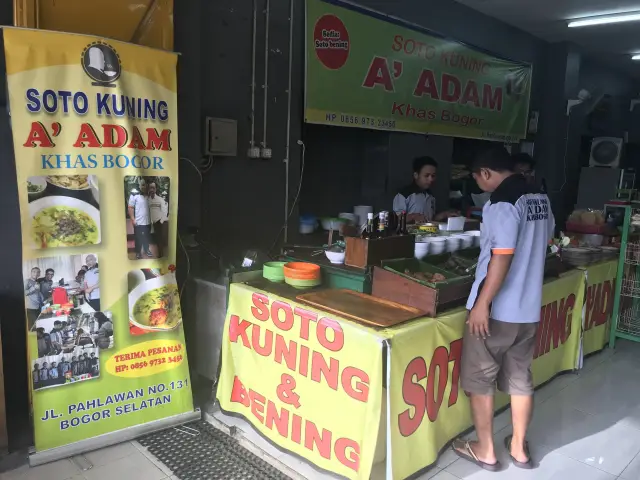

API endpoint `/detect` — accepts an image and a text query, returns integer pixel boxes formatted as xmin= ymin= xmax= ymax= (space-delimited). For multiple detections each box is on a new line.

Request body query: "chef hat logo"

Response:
xmin=82 ymin=41 xmax=122 ymax=87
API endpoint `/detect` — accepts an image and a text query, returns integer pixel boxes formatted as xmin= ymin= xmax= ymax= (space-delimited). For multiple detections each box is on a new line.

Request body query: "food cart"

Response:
xmin=215 ymin=229 xmax=617 ymax=479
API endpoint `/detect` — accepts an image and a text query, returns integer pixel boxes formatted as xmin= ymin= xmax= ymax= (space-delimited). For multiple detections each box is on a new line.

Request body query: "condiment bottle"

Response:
xmin=377 ymin=212 xmax=386 ymax=237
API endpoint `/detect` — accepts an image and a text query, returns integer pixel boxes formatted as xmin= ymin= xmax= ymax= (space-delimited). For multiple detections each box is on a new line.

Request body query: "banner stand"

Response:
xmin=29 ymin=409 xmax=201 ymax=466
xmin=4 ymin=27 xmax=196 ymax=461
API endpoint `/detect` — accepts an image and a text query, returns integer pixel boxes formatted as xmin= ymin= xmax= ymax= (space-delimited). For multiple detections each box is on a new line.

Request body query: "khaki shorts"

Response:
xmin=461 ymin=318 xmax=538 ymax=396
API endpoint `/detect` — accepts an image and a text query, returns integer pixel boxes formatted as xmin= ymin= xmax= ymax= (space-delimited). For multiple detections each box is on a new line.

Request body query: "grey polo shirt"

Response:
xmin=392 ymin=184 xmax=436 ymax=221
xmin=466 ymin=174 xmax=555 ymax=323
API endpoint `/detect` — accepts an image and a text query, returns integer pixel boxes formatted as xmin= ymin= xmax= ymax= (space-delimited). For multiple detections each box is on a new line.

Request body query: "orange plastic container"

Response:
xmin=284 ymin=262 xmax=321 ymax=280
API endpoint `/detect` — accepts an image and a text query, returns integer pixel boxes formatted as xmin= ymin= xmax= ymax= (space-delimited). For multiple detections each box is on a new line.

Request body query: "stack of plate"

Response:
xmin=263 ymin=262 xmax=286 ymax=283
xmin=561 ymin=247 xmax=597 ymax=267
xmin=284 ymin=262 xmax=321 ymax=289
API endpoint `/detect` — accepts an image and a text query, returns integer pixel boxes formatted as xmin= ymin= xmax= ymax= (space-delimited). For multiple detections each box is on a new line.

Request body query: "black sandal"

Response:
xmin=452 ymin=438 xmax=501 ymax=472
xmin=504 ymin=435 xmax=534 ymax=469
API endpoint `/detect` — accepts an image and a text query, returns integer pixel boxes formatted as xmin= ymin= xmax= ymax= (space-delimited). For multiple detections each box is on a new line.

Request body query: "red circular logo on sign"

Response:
xmin=313 ymin=15 xmax=350 ymax=70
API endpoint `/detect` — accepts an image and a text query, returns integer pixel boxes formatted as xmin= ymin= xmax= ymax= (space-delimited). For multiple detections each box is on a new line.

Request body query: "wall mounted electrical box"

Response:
xmin=205 ymin=117 xmax=237 ymax=157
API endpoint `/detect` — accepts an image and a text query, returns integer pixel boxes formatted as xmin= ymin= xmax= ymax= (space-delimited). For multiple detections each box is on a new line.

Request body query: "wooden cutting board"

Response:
xmin=296 ymin=289 xmax=425 ymax=327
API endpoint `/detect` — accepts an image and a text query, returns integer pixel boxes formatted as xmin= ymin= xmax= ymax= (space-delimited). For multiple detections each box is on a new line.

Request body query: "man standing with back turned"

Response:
xmin=453 ymin=146 xmax=554 ymax=471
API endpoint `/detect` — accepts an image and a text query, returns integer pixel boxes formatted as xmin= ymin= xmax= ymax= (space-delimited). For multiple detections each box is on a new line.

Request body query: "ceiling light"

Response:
xmin=633 ymin=54 xmax=640 ymax=61
xmin=568 ymin=12 xmax=640 ymax=28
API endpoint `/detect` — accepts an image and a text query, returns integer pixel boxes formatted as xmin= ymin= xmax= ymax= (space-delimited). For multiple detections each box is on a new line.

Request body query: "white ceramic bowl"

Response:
xmin=325 ymin=250 xmax=345 ymax=264
xmin=457 ymin=234 xmax=474 ymax=249
xmin=446 ymin=237 xmax=461 ymax=253
xmin=414 ymin=242 xmax=429 ymax=260
xmin=466 ymin=230 xmax=481 ymax=247
xmin=428 ymin=238 xmax=447 ymax=255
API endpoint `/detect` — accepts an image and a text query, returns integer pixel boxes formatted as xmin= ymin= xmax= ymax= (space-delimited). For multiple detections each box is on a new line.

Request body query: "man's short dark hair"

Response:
xmin=45 ymin=268 xmax=54 ymax=275
xmin=413 ymin=156 xmax=438 ymax=174
xmin=472 ymin=146 xmax=514 ymax=173
xmin=512 ymin=152 xmax=535 ymax=169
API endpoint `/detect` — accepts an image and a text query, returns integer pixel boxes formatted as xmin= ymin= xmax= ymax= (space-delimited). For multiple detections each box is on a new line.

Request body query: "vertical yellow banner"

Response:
xmin=4 ymin=28 xmax=194 ymax=453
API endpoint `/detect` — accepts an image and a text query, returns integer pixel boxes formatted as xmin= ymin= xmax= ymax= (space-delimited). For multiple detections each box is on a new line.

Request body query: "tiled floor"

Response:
xmin=210 ymin=339 xmax=640 ymax=480
xmin=4 ymin=340 xmax=640 ymax=479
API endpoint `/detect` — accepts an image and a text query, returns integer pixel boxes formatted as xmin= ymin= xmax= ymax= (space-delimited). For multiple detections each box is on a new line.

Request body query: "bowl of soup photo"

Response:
xmin=29 ymin=196 xmax=101 ymax=249
xmin=46 ymin=175 xmax=95 ymax=191
xmin=128 ymin=274 xmax=183 ymax=332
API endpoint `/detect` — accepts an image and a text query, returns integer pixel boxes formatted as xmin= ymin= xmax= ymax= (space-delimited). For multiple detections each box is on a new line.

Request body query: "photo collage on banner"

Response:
xmin=5 ymin=27 xmax=195 ymax=454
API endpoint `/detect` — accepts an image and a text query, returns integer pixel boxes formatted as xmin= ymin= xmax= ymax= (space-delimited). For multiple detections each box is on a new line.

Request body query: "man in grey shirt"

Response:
xmin=453 ymin=146 xmax=554 ymax=471
xmin=128 ymin=184 xmax=153 ymax=259
xmin=24 ymin=267 xmax=41 ymax=328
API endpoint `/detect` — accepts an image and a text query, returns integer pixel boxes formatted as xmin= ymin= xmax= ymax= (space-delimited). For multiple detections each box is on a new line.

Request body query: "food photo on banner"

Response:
xmin=128 ymin=269 xmax=182 ymax=335
xmin=125 ymin=176 xmax=170 ymax=260
xmin=27 ymin=175 xmax=101 ymax=249
xmin=4 ymin=27 xmax=197 ymax=457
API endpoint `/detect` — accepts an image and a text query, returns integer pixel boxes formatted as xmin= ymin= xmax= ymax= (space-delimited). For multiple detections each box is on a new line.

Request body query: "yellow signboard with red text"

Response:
xmin=217 ymin=284 xmax=384 ymax=480
xmin=582 ymin=261 xmax=617 ymax=356
xmin=388 ymin=270 xmax=585 ymax=479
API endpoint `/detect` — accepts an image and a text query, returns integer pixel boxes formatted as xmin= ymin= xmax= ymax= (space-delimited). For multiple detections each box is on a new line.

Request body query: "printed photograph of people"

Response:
xmin=23 ymin=254 xmax=100 ymax=330
xmin=33 ymin=311 xmax=113 ymax=357
xmin=32 ymin=345 xmax=99 ymax=391
xmin=124 ymin=176 xmax=170 ymax=260
xmin=27 ymin=175 xmax=101 ymax=249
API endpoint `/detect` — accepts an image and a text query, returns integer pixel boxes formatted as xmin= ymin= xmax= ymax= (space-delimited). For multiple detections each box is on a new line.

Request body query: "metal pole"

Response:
xmin=283 ymin=0 xmax=294 ymax=242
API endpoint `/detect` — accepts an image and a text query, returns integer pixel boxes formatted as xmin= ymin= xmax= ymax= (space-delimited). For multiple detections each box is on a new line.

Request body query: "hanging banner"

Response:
xmin=217 ymin=284 xmax=384 ymax=480
xmin=4 ymin=28 xmax=195 ymax=454
xmin=582 ymin=261 xmax=617 ymax=356
xmin=305 ymin=0 xmax=532 ymax=141
xmin=387 ymin=270 xmax=584 ymax=479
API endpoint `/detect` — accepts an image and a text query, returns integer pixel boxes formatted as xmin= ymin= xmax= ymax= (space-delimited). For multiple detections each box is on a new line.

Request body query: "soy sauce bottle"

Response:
xmin=399 ymin=211 xmax=408 ymax=235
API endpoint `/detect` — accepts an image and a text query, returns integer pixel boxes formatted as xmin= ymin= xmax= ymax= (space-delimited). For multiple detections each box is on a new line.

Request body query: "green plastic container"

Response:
xmin=282 ymin=255 xmax=371 ymax=293
xmin=285 ymin=277 xmax=322 ymax=289
xmin=263 ymin=261 xmax=286 ymax=283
